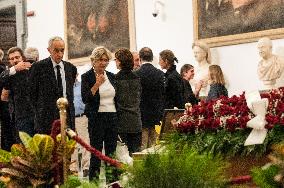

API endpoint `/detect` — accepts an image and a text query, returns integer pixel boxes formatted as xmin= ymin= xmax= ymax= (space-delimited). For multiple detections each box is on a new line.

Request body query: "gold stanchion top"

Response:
xmin=56 ymin=97 xmax=68 ymax=110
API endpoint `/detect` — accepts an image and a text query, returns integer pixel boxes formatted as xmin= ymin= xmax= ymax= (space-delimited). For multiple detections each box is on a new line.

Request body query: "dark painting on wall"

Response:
xmin=65 ymin=0 xmax=135 ymax=62
xmin=193 ymin=0 xmax=284 ymax=47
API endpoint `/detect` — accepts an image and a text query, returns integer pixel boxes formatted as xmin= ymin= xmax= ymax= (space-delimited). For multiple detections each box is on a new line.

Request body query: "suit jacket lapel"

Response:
xmin=63 ymin=61 xmax=70 ymax=97
xmin=47 ymin=57 xmax=58 ymax=90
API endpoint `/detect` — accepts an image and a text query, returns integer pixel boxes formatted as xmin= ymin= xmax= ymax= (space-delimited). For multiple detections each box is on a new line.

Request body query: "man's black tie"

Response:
xmin=56 ymin=65 xmax=63 ymax=97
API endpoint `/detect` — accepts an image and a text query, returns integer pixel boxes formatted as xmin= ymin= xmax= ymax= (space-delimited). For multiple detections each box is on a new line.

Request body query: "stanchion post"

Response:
xmin=56 ymin=98 xmax=68 ymax=184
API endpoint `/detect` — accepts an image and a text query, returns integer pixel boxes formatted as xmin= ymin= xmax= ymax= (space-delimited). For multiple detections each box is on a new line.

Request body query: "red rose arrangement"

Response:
xmin=176 ymin=87 xmax=284 ymax=134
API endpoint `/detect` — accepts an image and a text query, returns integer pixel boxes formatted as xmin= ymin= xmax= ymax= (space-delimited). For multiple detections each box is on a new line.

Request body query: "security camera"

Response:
xmin=152 ymin=0 xmax=164 ymax=18
xmin=152 ymin=9 xmax=159 ymax=17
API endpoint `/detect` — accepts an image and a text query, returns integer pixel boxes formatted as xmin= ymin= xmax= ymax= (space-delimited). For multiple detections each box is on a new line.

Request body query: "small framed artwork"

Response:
xmin=193 ymin=0 xmax=284 ymax=47
xmin=159 ymin=109 xmax=185 ymax=139
xmin=64 ymin=0 xmax=136 ymax=65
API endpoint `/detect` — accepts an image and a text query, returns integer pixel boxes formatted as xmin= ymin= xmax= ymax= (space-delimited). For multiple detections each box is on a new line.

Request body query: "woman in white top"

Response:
xmin=81 ymin=46 xmax=118 ymax=180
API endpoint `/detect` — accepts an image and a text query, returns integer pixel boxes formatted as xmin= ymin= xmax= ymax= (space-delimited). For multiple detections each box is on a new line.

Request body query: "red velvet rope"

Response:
xmin=51 ymin=120 xmax=61 ymax=185
xmin=51 ymin=120 xmax=122 ymax=169
xmin=71 ymin=134 xmax=122 ymax=168
xmin=229 ymin=175 xmax=252 ymax=184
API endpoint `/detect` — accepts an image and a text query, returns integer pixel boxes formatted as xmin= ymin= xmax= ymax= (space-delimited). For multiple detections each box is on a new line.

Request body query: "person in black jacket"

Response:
xmin=81 ymin=46 xmax=117 ymax=180
xmin=29 ymin=37 xmax=77 ymax=134
xmin=180 ymin=64 xmax=201 ymax=105
xmin=159 ymin=49 xmax=184 ymax=109
xmin=135 ymin=47 xmax=165 ymax=149
xmin=0 ymin=49 xmax=16 ymax=150
xmin=0 ymin=47 xmax=34 ymax=142
xmin=115 ymin=48 xmax=142 ymax=155
xmin=206 ymin=65 xmax=228 ymax=102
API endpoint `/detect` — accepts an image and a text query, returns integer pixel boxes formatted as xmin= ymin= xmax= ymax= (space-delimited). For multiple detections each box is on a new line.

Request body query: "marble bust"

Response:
xmin=257 ymin=37 xmax=284 ymax=89
xmin=191 ymin=40 xmax=211 ymax=97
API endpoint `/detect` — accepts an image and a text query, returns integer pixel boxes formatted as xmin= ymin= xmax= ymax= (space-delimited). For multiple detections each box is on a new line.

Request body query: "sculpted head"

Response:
xmin=192 ymin=41 xmax=211 ymax=64
xmin=257 ymin=37 xmax=272 ymax=60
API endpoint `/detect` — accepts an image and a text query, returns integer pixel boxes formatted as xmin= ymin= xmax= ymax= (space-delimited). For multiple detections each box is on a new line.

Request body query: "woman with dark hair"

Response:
xmin=159 ymin=49 xmax=184 ymax=109
xmin=115 ymin=48 xmax=142 ymax=155
xmin=180 ymin=64 xmax=201 ymax=105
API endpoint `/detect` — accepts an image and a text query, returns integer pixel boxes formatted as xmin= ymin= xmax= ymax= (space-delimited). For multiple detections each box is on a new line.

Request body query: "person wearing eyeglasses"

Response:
xmin=29 ymin=36 xmax=77 ymax=134
xmin=81 ymin=46 xmax=118 ymax=180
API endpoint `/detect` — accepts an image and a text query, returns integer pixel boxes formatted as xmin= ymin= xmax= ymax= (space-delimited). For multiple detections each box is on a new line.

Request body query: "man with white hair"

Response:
xmin=29 ymin=36 xmax=77 ymax=134
xmin=24 ymin=47 xmax=39 ymax=63
xmin=257 ymin=37 xmax=284 ymax=89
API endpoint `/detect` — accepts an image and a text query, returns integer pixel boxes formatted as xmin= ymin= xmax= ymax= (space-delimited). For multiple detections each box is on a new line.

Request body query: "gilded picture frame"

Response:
xmin=193 ymin=0 xmax=284 ymax=47
xmin=64 ymin=0 xmax=136 ymax=65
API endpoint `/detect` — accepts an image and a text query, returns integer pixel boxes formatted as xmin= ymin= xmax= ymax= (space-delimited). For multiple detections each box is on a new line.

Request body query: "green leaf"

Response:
xmin=19 ymin=132 xmax=32 ymax=148
xmin=0 ymin=149 xmax=11 ymax=163
xmin=10 ymin=144 xmax=25 ymax=157
xmin=38 ymin=135 xmax=54 ymax=162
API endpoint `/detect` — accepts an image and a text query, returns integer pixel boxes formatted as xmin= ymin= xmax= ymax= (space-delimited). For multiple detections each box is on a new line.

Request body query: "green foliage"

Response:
xmin=127 ymin=144 xmax=227 ymax=188
xmin=0 ymin=181 xmax=5 ymax=188
xmin=251 ymin=165 xmax=281 ymax=188
xmin=60 ymin=176 xmax=82 ymax=188
xmin=0 ymin=132 xmax=76 ymax=187
xmin=165 ymin=125 xmax=284 ymax=157
xmin=0 ymin=149 xmax=11 ymax=163
xmin=60 ymin=176 xmax=100 ymax=188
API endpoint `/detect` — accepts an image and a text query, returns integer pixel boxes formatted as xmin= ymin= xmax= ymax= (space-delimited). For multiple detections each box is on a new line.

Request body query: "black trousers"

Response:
xmin=15 ymin=116 xmax=35 ymax=143
xmin=87 ymin=112 xmax=118 ymax=180
xmin=119 ymin=132 xmax=142 ymax=156
xmin=0 ymin=101 xmax=16 ymax=151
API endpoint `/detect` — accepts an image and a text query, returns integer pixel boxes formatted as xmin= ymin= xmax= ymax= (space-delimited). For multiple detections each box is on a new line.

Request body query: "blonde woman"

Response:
xmin=81 ymin=46 xmax=117 ymax=180
xmin=206 ymin=65 xmax=228 ymax=102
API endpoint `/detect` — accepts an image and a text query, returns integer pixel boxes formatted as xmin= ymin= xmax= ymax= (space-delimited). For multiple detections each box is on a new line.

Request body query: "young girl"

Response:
xmin=206 ymin=65 xmax=228 ymax=102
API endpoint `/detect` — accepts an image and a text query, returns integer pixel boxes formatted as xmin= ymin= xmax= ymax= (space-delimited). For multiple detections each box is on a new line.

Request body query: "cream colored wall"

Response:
xmin=26 ymin=0 xmax=65 ymax=59
xmin=26 ymin=0 xmax=284 ymax=96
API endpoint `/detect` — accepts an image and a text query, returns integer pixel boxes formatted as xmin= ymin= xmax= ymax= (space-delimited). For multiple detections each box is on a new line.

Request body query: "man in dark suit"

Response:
xmin=0 ymin=48 xmax=16 ymax=148
xmin=0 ymin=47 xmax=34 ymax=142
xmin=29 ymin=36 xmax=77 ymax=134
xmin=135 ymin=47 xmax=165 ymax=149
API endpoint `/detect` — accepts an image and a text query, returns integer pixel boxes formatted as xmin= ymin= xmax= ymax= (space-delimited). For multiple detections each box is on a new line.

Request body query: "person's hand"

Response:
xmin=95 ymin=73 xmax=105 ymax=86
xmin=1 ymin=89 xmax=9 ymax=102
xmin=14 ymin=61 xmax=32 ymax=71
xmin=195 ymin=80 xmax=203 ymax=92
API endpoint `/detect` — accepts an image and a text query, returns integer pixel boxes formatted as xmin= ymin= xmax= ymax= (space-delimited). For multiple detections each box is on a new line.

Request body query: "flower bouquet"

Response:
xmin=172 ymin=87 xmax=284 ymax=156
xmin=167 ymin=87 xmax=284 ymax=178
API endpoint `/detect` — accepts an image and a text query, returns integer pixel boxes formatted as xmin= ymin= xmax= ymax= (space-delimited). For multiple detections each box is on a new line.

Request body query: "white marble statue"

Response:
xmin=257 ymin=37 xmax=284 ymax=90
xmin=191 ymin=40 xmax=211 ymax=97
